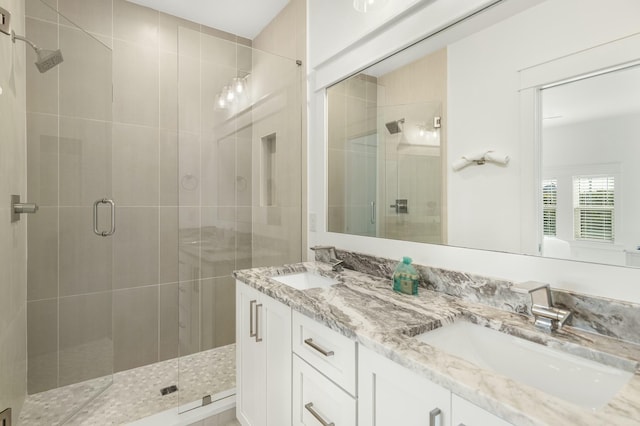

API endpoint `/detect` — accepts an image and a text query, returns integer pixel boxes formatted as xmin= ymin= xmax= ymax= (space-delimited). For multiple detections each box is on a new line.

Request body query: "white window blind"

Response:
xmin=542 ymin=179 xmax=557 ymax=236
xmin=573 ymin=176 xmax=615 ymax=242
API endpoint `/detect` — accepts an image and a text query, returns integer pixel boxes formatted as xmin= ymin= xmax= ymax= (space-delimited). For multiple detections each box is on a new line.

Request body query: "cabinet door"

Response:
xmin=359 ymin=346 xmax=450 ymax=426
xmin=292 ymin=355 xmax=357 ymax=426
xmin=264 ymin=294 xmax=292 ymax=426
xmin=236 ymin=282 xmax=267 ymax=426
xmin=451 ymin=394 xmax=512 ymax=426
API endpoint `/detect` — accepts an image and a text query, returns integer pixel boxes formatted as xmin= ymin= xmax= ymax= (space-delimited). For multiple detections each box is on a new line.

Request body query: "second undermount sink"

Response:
xmin=415 ymin=320 xmax=633 ymax=410
xmin=270 ymin=271 xmax=339 ymax=291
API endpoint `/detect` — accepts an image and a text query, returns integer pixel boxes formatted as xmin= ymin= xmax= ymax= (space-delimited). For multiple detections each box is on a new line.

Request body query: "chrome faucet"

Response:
xmin=310 ymin=246 xmax=344 ymax=272
xmin=513 ymin=281 xmax=572 ymax=331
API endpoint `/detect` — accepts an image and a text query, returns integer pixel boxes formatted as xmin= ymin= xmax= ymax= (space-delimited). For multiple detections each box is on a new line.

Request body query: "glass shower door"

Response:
xmin=381 ymin=101 xmax=444 ymax=244
xmin=25 ymin=1 xmax=114 ymax=422
xmin=176 ymin=26 xmax=302 ymax=413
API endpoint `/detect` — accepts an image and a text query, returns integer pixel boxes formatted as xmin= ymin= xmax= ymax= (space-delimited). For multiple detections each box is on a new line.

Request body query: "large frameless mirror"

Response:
xmin=326 ymin=0 xmax=640 ymax=268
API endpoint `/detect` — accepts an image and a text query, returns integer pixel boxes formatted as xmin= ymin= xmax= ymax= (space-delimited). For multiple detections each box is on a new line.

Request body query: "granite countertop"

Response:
xmin=234 ymin=262 xmax=640 ymax=425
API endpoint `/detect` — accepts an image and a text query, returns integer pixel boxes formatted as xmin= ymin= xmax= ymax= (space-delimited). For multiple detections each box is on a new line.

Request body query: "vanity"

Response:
xmin=234 ymin=260 xmax=640 ymax=426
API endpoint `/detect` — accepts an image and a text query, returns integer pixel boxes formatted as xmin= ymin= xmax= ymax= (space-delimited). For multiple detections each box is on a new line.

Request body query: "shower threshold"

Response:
xmin=19 ymin=344 xmax=236 ymax=425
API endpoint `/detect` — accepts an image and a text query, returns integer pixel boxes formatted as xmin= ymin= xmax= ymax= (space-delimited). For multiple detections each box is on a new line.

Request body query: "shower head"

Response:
xmin=385 ymin=118 xmax=405 ymax=134
xmin=35 ymin=48 xmax=64 ymax=73
xmin=11 ymin=30 xmax=64 ymax=73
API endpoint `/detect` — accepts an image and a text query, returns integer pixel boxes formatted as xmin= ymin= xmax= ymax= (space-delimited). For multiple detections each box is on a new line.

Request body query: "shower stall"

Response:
xmin=20 ymin=0 xmax=302 ymax=424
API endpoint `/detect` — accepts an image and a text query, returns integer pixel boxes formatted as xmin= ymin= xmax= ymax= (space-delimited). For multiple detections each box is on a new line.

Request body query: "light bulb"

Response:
xmin=215 ymin=94 xmax=227 ymax=109
xmin=233 ymin=77 xmax=245 ymax=94
xmin=225 ymin=86 xmax=235 ymax=102
xmin=419 ymin=128 xmax=426 ymax=137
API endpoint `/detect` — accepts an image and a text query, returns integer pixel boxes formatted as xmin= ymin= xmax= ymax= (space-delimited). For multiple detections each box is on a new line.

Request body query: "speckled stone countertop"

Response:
xmin=234 ymin=262 xmax=640 ymax=426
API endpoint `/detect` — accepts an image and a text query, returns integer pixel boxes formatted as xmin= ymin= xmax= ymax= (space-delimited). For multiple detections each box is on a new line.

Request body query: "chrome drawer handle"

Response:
xmin=430 ymin=408 xmax=442 ymax=426
xmin=304 ymin=338 xmax=334 ymax=357
xmin=305 ymin=402 xmax=335 ymax=426
xmin=255 ymin=303 xmax=263 ymax=342
xmin=249 ymin=300 xmax=257 ymax=338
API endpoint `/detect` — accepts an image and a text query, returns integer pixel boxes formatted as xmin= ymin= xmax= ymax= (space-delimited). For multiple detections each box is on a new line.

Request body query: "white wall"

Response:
xmin=307 ymin=0 xmax=640 ymax=304
xmin=446 ymin=0 xmax=640 ymax=254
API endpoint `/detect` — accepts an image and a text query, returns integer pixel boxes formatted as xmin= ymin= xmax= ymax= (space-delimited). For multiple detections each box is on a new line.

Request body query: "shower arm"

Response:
xmin=11 ymin=30 xmax=40 ymax=52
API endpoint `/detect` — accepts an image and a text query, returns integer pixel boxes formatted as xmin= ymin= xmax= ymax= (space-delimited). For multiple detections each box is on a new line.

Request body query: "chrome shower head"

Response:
xmin=385 ymin=118 xmax=405 ymax=134
xmin=11 ymin=30 xmax=64 ymax=73
xmin=35 ymin=48 xmax=64 ymax=73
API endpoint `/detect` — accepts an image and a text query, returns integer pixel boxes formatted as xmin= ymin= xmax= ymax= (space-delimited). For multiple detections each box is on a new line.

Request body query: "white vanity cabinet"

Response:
xmin=291 ymin=310 xmax=358 ymax=425
xmin=236 ymin=281 xmax=292 ymax=426
xmin=359 ymin=345 xmax=514 ymax=426
xmin=451 ymin=394 xmax=512 ymax=426
xmin=359 ymin=345 xmax=450 ymax=426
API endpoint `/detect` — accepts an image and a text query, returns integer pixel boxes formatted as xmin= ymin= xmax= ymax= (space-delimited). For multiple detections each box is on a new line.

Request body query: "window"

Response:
xmin=573 ymin=176 xmax=615 ymax=242
xmin=542 ymin=179 xmax=557 ymax=236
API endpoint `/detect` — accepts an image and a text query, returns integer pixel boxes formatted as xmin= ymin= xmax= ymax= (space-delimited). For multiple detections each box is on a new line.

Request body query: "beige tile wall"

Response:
xmin=252 ymin=0 xmax=306 ymax=265
xmin=0 ymin=0 xmax=28 ymax=419
xmin=24 ymin=0 xmax=255 ymax=394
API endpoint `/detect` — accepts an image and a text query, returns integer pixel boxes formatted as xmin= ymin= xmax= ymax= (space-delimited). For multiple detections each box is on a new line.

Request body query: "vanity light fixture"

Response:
xmin=213 ymin=74 xmax=250 ymax=111
xmin=353 ymin=0 xmax=388 ymax=13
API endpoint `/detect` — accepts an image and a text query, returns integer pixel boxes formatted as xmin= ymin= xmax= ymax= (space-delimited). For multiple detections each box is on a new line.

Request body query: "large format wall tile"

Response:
xmin=113 ymin=207 xmax=159 ymax=289
xmin=59 ymin=26 xmax=112 ymax=121
xmin=58 ymin=0 xmax=113 ymax=37
xmin=26 ymin=112 xmax=58 ymax=207
xmin=201 ymin=276 xmax=235 ymax=351
xmin=27 ymin=299 xmax=58 ymax=393
xmin=25 ymin=18 xmax=58 ymax=115
xmin=114 ymin=0 xmax=159 ymax=47
xmin=59 ymin=116 xmax=112 ymax=206
xmin=112 ymin=123 xmax=159 ymax=206
xmin=113 ymin=39 xmax=159 ymax=126
xmin=59 ymin=292 xmax=113 ymax=386
xmin=159 ymin=282 xmax=179 ymax=361
xmin=27 ymin=207 xmax=58 ymax=301
xmin=59 ymin=206 xmax=112 ymax=296
xmin=113 ymin=286 xmax=159 ymax=372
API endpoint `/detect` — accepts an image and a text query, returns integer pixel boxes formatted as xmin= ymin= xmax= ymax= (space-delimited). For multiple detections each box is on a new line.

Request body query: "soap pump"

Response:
xmin=393 ymin=257 xmax=419 ymax=295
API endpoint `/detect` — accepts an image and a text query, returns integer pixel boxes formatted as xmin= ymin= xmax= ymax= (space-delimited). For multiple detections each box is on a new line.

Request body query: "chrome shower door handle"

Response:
xmin=93 ymin=198 xmax=116 ymax=237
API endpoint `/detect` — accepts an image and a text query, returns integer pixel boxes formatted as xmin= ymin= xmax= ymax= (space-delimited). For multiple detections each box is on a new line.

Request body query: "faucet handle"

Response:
xmin=512 ymin=281 xmax=552 ymax=308
xmin=512 ymin=281 xmax=549 ymax=294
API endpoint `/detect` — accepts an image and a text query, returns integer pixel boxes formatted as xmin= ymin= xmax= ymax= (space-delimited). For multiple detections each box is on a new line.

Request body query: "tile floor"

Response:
xmin=19 ymin=344 xmax=236 ymax=425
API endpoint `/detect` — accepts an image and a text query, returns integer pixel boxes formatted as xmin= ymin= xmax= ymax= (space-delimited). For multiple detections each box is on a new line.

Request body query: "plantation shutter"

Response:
xmin=542 ymin=179 xmax=557 ymax=236
xmin=573 ymin=176 xmax=615 ymax=242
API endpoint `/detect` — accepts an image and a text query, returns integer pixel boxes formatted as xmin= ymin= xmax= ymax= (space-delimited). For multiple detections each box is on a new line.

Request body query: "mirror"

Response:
xmin=326 ymin=0 xmax=640 ymax=267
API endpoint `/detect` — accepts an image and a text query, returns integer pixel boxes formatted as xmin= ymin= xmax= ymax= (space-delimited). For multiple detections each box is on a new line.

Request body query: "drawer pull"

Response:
xmin=249 ymin=300 xmax=257 ymax=338
xmin=255 ymin=303 xmax=263 ymax=342
xmin=305 ymin=402 xmax=335 ymax=426
xmin=304 ymin=338 xmax=334 ymax=357
xmin=429 ymin=408 xmax=442 ymax=426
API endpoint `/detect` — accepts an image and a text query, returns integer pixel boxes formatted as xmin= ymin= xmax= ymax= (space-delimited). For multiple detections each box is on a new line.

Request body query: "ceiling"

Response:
xmin=126 ymin=0 xmax=290 ymax=39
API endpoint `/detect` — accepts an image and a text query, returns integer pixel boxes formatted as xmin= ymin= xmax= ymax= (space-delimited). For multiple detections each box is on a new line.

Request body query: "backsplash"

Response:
xmin=332 ymin=249 xmax=640 ymax=345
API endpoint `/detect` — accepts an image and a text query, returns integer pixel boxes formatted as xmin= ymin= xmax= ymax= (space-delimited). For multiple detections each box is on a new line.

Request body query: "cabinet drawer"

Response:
xmin=293 ymin=355 xmax=357 ymax=426
xmin=292 ymin=311 xmax=357 ymax=395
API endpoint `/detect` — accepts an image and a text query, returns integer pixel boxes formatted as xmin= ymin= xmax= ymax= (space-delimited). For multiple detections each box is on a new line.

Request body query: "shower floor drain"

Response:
xmin=160 ymin=385 xmax=178 ymax=396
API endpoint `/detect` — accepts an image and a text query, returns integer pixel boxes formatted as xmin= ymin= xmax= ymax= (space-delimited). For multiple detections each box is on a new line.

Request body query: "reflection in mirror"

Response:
xmin=327 ymin=49 xmax=446 ymax=244
xmin=541 ymin=65 xmax=640 ymax=267
xmin=326 ymin=0 xmax=640 ymax=268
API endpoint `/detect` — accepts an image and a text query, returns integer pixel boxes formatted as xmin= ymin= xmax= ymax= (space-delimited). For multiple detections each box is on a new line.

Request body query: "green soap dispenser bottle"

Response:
xmin=393 ymin=257 xmax=419 ymax=295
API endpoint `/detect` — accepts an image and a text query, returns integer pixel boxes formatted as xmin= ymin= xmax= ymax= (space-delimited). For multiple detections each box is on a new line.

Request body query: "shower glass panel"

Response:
xmin=25 ymin=0 xmax=114 ymax=422
xmin=176 ymin=27 xmax=302 ymax=412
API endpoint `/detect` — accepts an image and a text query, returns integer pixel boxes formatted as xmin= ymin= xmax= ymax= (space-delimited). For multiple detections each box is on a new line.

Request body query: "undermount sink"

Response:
xmin=270 ymin=271 xmax=339 ymax=291
xmin=415 ymin=320 xmax=633 ymax=410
